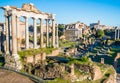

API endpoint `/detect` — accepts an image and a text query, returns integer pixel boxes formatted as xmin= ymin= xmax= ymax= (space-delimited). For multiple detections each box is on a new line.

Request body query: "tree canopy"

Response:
xmin=58 ymin=24 xmax=64 ymax=37
xmin=95 ymin=29 xmax=104 ymax=38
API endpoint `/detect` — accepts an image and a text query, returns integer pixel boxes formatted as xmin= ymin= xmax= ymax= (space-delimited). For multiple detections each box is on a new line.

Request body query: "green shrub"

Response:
xmin=0 ymin=62 xmax=4 ymax=66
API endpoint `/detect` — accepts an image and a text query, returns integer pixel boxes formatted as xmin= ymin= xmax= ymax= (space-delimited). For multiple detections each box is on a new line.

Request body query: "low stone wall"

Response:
xmin=47 ymin=49 xmax=59 ymax=56
xmin=24 ymin=53 xmax=46 ymax=64
xmin=24 ymin=49 xmax=59 ymax=64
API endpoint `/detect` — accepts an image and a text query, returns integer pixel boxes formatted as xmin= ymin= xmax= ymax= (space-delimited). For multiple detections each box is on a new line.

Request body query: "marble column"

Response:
xmin=46 ymin=19 xmax=49 ymax=47
xmin=118 ymin=29 xmax=119 ymax=39
xmin=115 ymin=29 xmax=116 ymax=40
xmin=16 ymin=16 xmax=21 ymax=51
xmin=40 ymin=19 xmax=44 ymax=48
xmin=56 ymin=24 xmax=59 ymax=48
xmin=25 ymin=17 xmax=29 ymax=49
xmin=52 ymin=19 xmax=55 ymax=48
xmin=5 ymin=15 xmax=9 ymax=54
xmin=33 ymin=18 xmax=37 ymax=49
xmin=11 ymin=14 xmax=17 ymax=55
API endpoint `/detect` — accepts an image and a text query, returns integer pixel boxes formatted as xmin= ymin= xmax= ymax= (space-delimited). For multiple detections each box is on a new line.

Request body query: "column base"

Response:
xmin=5 ymin=51 xmax=9 ymax=55
xmin=12 ymin=54 xmax=22 ymax=70
xmin=4 ymin=54 xmax=22 ymax=70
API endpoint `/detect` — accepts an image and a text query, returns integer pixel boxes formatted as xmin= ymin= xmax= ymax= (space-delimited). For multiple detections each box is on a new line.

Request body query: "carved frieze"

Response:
xmin=21 ymin=3 xmax=41 ymax=14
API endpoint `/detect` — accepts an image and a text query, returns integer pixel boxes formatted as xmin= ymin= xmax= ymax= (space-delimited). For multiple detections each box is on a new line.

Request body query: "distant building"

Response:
xmin=90 ymin=20 xmax=113 ymax=30
xmin=90 ymin=20 xmax=101 ymax=29
xmin=64 ymin=21 xmax=88 ymax=41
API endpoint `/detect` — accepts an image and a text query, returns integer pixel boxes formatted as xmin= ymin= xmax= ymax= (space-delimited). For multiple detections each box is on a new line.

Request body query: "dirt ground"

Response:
xmin=0 ymin=69 xmax=34 ymax=83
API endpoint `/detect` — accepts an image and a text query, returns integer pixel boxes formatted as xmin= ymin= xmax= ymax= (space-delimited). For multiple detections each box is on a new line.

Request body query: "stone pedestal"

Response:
xmin=12 ymin=54 xmax=22 ymax=70
xmin=4 ymin=54 xmax=22 ymax=70
xmin=101 ymin=58 xmax=104 ymax=64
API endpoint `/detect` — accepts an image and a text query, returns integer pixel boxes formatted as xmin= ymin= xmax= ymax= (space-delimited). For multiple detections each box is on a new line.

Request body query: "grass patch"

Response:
xmin=59 ymin=40 xmax=77 ymax=48
xmin=67 ymin=56 xmax=90 ymax=65
xmin=45 ymin=78 xmax=71 ymax=83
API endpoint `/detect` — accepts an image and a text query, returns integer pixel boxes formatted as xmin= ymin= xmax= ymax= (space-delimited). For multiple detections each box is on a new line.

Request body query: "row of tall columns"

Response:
xmin=115 ymin=29 xmax=120 ymax=40
xmin=5 ymin=15 xmax=58 ymax=55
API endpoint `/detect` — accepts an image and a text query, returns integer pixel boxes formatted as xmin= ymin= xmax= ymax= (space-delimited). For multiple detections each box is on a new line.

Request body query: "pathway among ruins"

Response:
xmin=0 ymin=69 xmax=34 ymax=83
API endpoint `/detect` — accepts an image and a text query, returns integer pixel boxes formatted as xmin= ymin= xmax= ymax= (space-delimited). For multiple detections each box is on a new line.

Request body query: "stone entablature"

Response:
xmin=3 ymin=3 xmax=54 ymax=19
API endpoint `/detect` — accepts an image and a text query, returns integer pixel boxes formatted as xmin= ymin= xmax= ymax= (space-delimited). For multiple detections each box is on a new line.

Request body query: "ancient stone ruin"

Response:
xmin=1 ymin=3 xmax=58 ymax=70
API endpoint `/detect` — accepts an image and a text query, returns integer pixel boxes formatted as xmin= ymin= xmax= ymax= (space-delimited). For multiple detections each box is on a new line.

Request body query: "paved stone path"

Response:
xmin=0 ymin=69 xmax=34 ymax=83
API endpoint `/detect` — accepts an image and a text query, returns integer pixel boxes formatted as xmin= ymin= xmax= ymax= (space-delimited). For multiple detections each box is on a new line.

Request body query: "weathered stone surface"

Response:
xmin=103 ymin=66 xmax=117 ymax=83
xmin=24 ymin=53 xmax=46 ymax=64
xmin=47 ymin=49 xmax=59 ymax=56
xmin=4 ymin=54 xmax=16 ymax=70
xmin=91 ymin=65 xmax=102 ymax=80
xmin=4 ymin=54 xmax=22 ymax=70
xmin=22 ymin=3 xmax=41 ymax=14
xmin=0 ymin=69 xmax=34 ymax=83
xmin=103 ymin=74 xmax=116 ymax=83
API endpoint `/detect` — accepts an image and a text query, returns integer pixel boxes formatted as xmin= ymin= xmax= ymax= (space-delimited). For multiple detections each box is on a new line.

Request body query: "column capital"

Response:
xmin=16 ymin=15 xmax=20 ymax=18
xmin=45 ymin=19 xmax=50 ymax=22
xmin=52 ymin=19 xmax=55 ymax=21
xmin=39 ymin=18 xmax=44 ymax=21
xmin=23 ymin=16 xmax=29 ymax=19
xmin=32 ymin=17 xmax=37 ymax=20
xmin=4 ymin=14 xmax=9 ymax=18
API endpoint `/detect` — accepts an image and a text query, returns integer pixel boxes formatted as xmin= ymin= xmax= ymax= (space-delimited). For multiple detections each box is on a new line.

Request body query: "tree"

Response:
xmin=58 ymin=24 xmax=64 ymax=37
xmin=95 ymin=29 xmax=104 ymax=38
